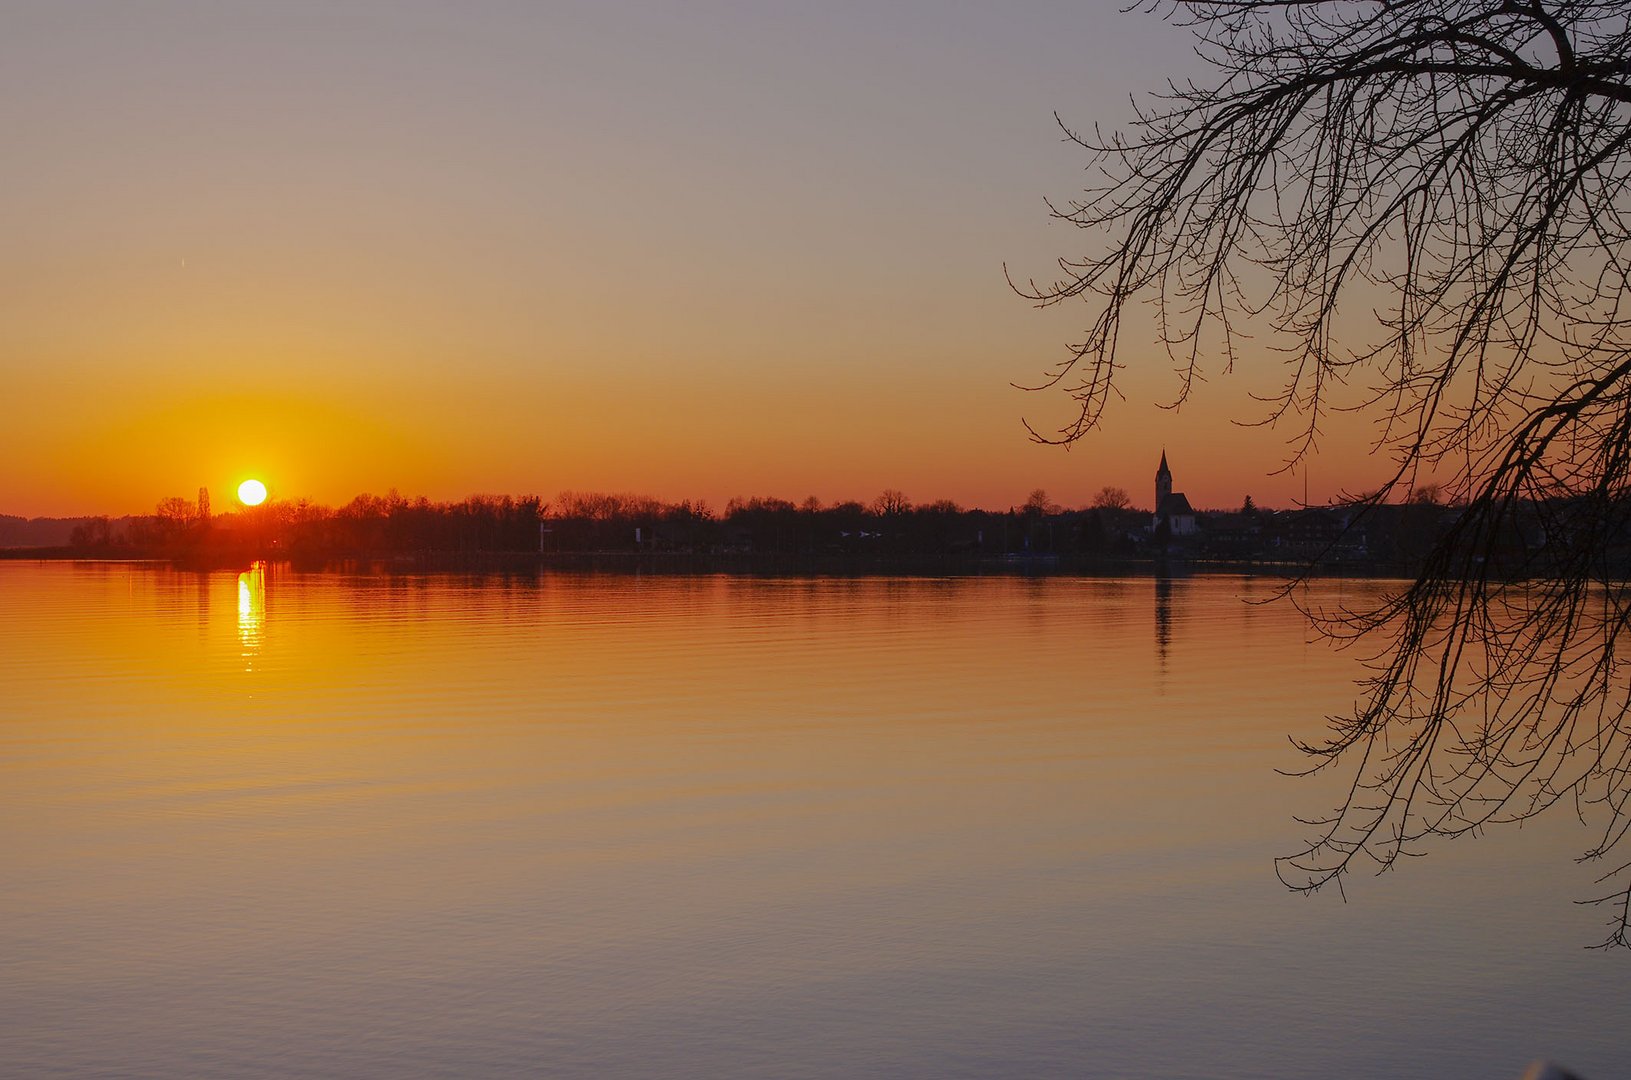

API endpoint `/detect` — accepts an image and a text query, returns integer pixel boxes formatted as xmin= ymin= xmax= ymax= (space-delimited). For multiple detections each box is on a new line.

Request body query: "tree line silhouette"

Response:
xmin=59 ymin=487 xmax=1142 ymax=561
xmin=29 ymin=483 xmax=1574 ymax=573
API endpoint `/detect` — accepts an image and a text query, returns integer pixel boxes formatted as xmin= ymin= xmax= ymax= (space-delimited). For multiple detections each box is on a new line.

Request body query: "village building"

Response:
xmin=1152 ymin=451 xmax=1198 ymax=537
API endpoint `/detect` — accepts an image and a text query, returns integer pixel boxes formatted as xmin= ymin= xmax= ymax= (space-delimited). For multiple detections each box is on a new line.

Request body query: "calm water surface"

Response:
xmin=1 ymin=563 xmax=1623 ymax=1078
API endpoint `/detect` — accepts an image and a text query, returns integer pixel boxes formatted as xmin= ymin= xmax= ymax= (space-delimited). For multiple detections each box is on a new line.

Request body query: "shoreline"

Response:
xmin=0 ymin=547 xmax=1416 ymax=579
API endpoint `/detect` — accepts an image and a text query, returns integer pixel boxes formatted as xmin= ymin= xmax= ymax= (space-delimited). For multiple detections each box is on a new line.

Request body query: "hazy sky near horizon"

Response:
xmin=2 ymin=0 xmax=1386 ymax=517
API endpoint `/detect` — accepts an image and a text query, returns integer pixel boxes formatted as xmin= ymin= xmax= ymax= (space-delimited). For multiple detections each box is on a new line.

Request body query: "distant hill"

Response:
xmin=0 ymin=514 xmax=94 ymax=548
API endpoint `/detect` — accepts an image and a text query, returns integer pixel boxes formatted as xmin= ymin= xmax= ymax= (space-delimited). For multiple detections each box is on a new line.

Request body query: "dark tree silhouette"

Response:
xmin=872 ymin=489 xmax=913 ymax=516
xmin=1092 ymin=485 xmax=1133 ymax=511
xmin=1017 ymin=0 xmax=1631 ymax=946
xmin=1023 ymin=488 xmax=1062 ymax=515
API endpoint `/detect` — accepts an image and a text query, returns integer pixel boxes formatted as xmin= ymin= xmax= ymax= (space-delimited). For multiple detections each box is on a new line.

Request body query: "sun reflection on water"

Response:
xmin=237 ymin=560 xmax=266 ymax=660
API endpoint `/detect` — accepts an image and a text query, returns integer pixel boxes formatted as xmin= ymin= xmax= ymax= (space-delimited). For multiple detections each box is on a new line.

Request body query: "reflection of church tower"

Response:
xmin=1155 ymin=450 xmax=1172 ymax=512
xmin=1154 ymin=571 xmax=1172 ymax=682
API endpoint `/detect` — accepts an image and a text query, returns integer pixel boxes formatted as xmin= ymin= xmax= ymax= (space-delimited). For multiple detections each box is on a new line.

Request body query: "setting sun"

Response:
xmin=237 ymin=479 xmax=267 ymax=506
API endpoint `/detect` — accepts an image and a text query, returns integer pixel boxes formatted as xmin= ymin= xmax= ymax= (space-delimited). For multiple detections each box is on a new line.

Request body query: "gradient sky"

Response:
xmin=1 ymin=0 xmax=1386 ymax=517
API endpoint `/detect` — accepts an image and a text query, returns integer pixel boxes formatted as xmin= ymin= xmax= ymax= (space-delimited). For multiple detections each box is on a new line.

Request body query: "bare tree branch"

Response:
xmin=1025 ymin=0 xmax=1631 ymax=946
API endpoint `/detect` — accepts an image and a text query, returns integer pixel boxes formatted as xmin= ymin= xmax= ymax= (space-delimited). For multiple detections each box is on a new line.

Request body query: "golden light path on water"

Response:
xmin=237 ymin=561 xmax=265 ymax=662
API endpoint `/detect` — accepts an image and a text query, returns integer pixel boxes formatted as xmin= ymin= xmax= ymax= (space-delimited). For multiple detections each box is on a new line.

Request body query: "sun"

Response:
xmin=237 ymin=479 xmax=268 ymax=506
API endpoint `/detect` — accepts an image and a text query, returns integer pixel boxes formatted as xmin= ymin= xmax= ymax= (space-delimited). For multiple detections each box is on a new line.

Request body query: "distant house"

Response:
xmin=1152 ymin=451 xmax=1199 ymax=537
xmin=1197 ymin=510 xmax=1261 ymax=559
xmin=1262 ymin=506 xmax=1370 ymax=562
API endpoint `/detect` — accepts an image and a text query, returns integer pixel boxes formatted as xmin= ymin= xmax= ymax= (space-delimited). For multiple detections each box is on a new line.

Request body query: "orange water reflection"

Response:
xmin=236 ymin=560 xmax=266 ymax=660
xmin=0 ymin=566 xmax=1621 ymax=1079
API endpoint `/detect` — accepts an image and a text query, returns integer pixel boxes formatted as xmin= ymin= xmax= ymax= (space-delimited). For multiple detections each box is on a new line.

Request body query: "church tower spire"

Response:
xmin=1155 ymin=450 xmax=1172 ymax=511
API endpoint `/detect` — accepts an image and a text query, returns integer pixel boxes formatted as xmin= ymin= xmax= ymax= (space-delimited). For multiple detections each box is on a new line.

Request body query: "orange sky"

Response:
xmin=1 ymin=2 xmax=1389 ymax=518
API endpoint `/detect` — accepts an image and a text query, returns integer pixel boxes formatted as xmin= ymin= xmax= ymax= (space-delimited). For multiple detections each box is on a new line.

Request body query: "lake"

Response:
xmin=0 ymin=562 xmax=1623 ymax=1078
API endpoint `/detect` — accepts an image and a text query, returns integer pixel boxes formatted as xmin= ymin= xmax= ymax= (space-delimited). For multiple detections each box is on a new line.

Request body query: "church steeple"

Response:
xmin=1155 ymin=450 xmax=1172 ymax=511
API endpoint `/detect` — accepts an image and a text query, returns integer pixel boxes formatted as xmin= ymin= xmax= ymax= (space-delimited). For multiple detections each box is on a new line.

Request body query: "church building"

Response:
xmin=1153 ymin=451 xmax=1198 ymax=537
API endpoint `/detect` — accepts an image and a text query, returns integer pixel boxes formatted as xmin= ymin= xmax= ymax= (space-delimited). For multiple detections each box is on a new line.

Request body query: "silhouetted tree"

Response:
xmin=871 ymin=489 xmax=912 ymax=516
xmin=68 ymin=516 xmax=115 ymax=549
xmin=1023 ymin=488 xmax=1061 ymax=516
xmin=155 ymin=496 xmax=194 ymax=525
xmin=1019 ymin=0 xmax=1631 ymax=945
xmin=1092 ymin=485 xmax=1132 ymax=511
xmin=725 ymin=495 xmax=802 ymax=553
